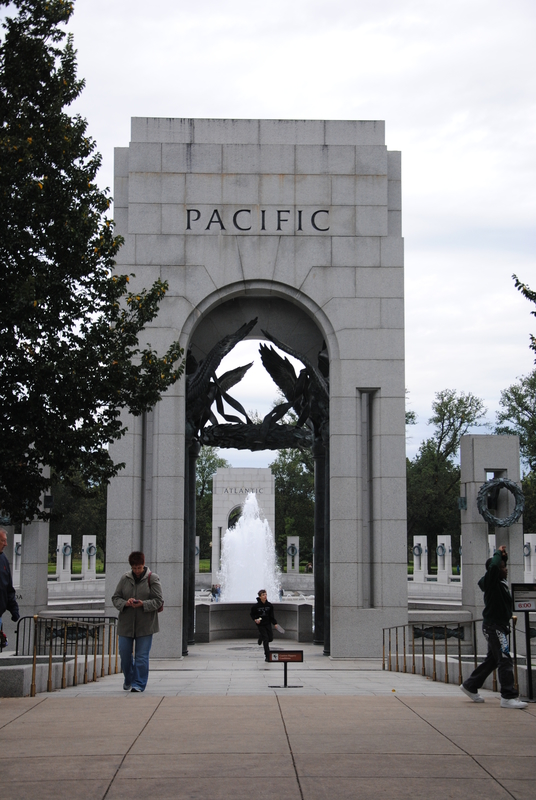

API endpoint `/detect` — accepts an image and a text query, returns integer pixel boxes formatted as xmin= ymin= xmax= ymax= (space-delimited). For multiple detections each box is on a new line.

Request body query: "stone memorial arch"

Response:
xmin=211 ymin=468 xmax=276 ymax=579
xmin=105 ymin=118 xmax=407 ymax=658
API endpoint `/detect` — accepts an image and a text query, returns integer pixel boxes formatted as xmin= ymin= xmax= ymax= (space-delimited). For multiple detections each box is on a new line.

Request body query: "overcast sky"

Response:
xmin=30 ymin=0 xmax=536 ymax=466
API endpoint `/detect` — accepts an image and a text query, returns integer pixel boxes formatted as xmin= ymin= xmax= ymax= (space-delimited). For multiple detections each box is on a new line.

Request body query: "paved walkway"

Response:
xmin=1 ymin=640 xmax=535 ymax=799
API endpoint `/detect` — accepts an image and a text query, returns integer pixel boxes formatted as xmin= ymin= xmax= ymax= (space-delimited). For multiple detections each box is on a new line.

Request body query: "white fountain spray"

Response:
xmin=218 ymin=492 xmax=280 ymax=603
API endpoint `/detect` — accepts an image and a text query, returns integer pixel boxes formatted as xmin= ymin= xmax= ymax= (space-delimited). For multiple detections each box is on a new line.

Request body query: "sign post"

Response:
xmin=511 ymin=584 xmax=536 ymax=701
xmin=268 ymin=650 xmax=304 ymax=689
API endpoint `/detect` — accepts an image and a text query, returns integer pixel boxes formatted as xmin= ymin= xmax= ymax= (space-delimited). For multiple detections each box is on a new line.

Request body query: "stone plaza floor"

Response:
xmin=1 ymin=639 xmax=535 ymax=799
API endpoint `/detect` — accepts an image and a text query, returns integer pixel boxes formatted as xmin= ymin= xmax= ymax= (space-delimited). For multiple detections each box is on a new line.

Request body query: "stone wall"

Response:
xmin=106 ymin=118 xmax=407 ymax=658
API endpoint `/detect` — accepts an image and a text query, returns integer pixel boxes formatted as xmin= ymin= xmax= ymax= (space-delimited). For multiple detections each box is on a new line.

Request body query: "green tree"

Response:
xmin=0 ymin=1 xmax=184 ymax=522
xmin=269 ymin=447 xmax=314 ymax=567
xmin=514 ymin=274 xmax=536 ymax=362
xmin=427 ymin=389 xmax=487 ymax=460
xmin=508 ymin=277 xmax=536 ymax=533
xmin=495 ymin=369 xmax=536 ymax=471
xmin=48 ymin=472 xmax=106 ymax=560
xmin=406 ymin=442 xmax=462 ymax=551
xmin=196 ymin=447 xmax=230 ymax=562
xmin=405 ymin=388 xmax=417 ymax=427
xmin=407 ymin=389 xmax=487 ymax=565
xmin=521 ymin=471 xmax=536 ymax=535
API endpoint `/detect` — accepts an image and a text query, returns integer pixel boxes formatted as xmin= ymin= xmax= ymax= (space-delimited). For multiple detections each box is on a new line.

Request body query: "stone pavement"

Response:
xmin=1 ymin=639 xmax=535 ymax=799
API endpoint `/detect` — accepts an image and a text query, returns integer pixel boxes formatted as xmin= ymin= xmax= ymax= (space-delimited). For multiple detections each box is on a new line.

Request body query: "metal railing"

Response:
xmin=14 ymin=615 xmax=119 ymax=697
xmin=15 ymin=615 xmax=116 ymax=656
xmin=382 ymin=618 xmax=528 ymax=696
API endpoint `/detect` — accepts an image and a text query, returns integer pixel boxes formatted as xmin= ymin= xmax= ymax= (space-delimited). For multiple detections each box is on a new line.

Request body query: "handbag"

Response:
xmin=147 ymin=570 xmax=164 ymax=612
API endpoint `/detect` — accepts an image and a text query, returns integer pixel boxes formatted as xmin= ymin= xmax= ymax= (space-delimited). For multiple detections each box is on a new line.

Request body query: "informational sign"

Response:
xmin=268 ymin=650 xmax=304 ymax=689
xmin=510 ymin=584 xmax=536 ymax=701
xmin=269 ymin=650 xmax=303 ymax=663
xmin=511 ymin=584 xmax=536 ymax=612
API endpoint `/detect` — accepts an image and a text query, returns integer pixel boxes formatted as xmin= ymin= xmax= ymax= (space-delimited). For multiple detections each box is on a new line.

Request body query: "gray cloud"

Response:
xmin=3 ymin=0 xmax=533 ymax=464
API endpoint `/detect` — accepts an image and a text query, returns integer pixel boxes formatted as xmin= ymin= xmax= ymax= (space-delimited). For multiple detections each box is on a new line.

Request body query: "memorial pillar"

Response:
xmin=56 ymin=534 xmax=72 ymax=582
xmin=286 ymin=536 xmax=300 ymax=574
xmin=82 ymin=535 xmax=97 ymax=580
xmin=323 ymin=441 xmax=331 ymax=656
xmin=460 ymin=435 xmax=523 ymax=628
xmin=18 ymin=517 xmax=49 ymax=618
xmin=313 ymin=438 xmax=325 ymax=644
xmin=12 ymin=530 xmax=22 ymax=588
xmin=183 ymin=438 xmax=200 ymax=651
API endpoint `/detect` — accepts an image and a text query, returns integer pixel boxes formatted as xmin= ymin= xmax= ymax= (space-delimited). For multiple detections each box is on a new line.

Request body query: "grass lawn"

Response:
xmin=48 ymin=558 xmax=105 ymax=575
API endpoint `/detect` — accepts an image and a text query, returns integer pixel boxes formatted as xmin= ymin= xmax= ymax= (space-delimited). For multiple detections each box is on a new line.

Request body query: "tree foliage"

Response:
xmin=49 ymin=472 xmax=106 ymax=559
xmin=495 ymin=369 xmax=536 ymax=471
xmin=514 ymin=274 xmax=536 ymax=361
xmin=521 ymin=471 xmax=536 ymax=535
xmin=405 ymin=388 xmax=417 ymax=426
xmin=507 ymin=276 xmax=536 ymax=533
xmin=196 ymin=446 xmax=230 ymax=561
xmin=427 ymin=389 xmax=487 ymax=460
xmin=269 ymin=447 xmax=314 ymax=565
xmin=406 ymin=389 xmax=487 ymax=563
xmin=406 ymin=442 xmax=461 ymax=544
xmin=0 ymin=1 xmax=184 ymax=522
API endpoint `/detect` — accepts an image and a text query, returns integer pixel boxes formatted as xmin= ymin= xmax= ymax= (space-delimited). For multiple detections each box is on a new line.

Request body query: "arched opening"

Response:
xmin=182 ymin=293 xmax=331 ymax=656
xmin=227 ymin=505 xmax=242 ymax=530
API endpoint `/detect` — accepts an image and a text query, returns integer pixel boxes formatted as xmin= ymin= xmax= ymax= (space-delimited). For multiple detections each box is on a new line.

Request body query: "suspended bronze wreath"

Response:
xmin=476 ymin=478 xmax=524 ymax=528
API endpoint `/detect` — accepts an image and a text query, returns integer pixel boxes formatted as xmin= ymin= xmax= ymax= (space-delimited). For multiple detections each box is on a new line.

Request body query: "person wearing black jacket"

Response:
xmin=0 ymin=529 xmax=20 ymax=649
xmin=461 ymin=545 xmax=527 ymax=709
xmin=250 ymin=589 xmax=277 ymax=662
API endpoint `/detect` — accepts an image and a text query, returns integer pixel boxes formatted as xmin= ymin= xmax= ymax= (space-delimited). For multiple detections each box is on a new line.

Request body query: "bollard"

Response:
xmin=84 ymin=627 xmax=89 ymax=684
xmin=108 ymin=621 xmax=113 ymax=676
xmin=93 ymin=624 xmax=99 ymax=682
xmin=457 ymin=624 xmax=463 ymax=685
xmin=61 ymin=622 xmax=68 ymax=689
xmin=30 ymin=615 xmax=39 ymax=698
xmin=444 ymin=626 xmax=449 ymax=684
xmin=47 ymin=620 xmax=54 ymax=692
xmin=74 ymin=624 xmax=79 ymax=686
xmin=432 ymin=627 xmax=437 ymax=682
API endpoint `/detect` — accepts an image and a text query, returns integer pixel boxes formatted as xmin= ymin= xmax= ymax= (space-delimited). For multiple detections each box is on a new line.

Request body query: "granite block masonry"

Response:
xmin=105 ymin=118 xmax=407 ymax=658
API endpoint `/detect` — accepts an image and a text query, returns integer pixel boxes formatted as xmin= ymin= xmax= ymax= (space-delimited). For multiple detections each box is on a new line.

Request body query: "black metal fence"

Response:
xmin=16 ymin=615 xmax=116 ymax=657
xmin=14 ymin=615 xmax=120 ymax=696
xmin=382 ymin=616 xmax=534 ymax=699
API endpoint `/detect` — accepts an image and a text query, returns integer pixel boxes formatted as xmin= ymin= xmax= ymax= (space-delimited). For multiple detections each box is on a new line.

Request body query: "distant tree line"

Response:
xmin=407 ymin=275 xmax=536 ymax=567
xmin=5 ymin=3 xmax=535 ymax=563
xmin=47 ymin=275 xmax=536 ymax=569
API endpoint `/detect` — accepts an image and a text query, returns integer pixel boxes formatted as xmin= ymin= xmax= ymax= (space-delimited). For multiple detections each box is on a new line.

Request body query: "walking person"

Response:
xmin=0 ymin=528 xmax=20 ymax=650
xmin=251 ymin=589 xmax=277 ymax=662
xmin=112 ymin=551 xmax=163 ymax=692
xmin=461 ymin=545 xmax=527 ymax=709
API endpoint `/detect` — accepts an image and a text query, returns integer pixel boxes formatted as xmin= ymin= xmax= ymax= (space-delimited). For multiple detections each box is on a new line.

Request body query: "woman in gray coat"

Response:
xmin=112 ymin=551 xmax=163 ymax=692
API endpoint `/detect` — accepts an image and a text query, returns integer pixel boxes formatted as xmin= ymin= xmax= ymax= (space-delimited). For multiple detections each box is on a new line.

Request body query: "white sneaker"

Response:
xmin=461 ymin=684 xmax=485 ymax=703
xmin=500 ymin=697 xmax=528 ymax=709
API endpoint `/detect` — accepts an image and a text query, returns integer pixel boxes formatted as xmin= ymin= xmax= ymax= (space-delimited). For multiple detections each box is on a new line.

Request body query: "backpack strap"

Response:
xmin=146 ymin=570 xmax=163 ymax=612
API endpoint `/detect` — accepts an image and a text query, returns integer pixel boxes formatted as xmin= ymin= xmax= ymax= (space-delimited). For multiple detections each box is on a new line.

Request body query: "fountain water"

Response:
xmin=218 ymin=492 xmax=280 ymax=602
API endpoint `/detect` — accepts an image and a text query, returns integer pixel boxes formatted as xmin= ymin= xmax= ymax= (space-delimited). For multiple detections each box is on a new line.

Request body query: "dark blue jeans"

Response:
xmin=258 ymin=625 xmax=273 ymax=659
xmin=118 ymin=634 xmax=153 ymax=691
xmin=464 ymin=623 xmax=517 ymax=699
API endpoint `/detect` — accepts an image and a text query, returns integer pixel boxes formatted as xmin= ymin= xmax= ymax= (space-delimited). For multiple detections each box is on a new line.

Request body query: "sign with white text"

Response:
xmin=511 ymin=584 xmax=536 ymax=612
xmin=269 ymin=650 xmax=303 ymax=663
